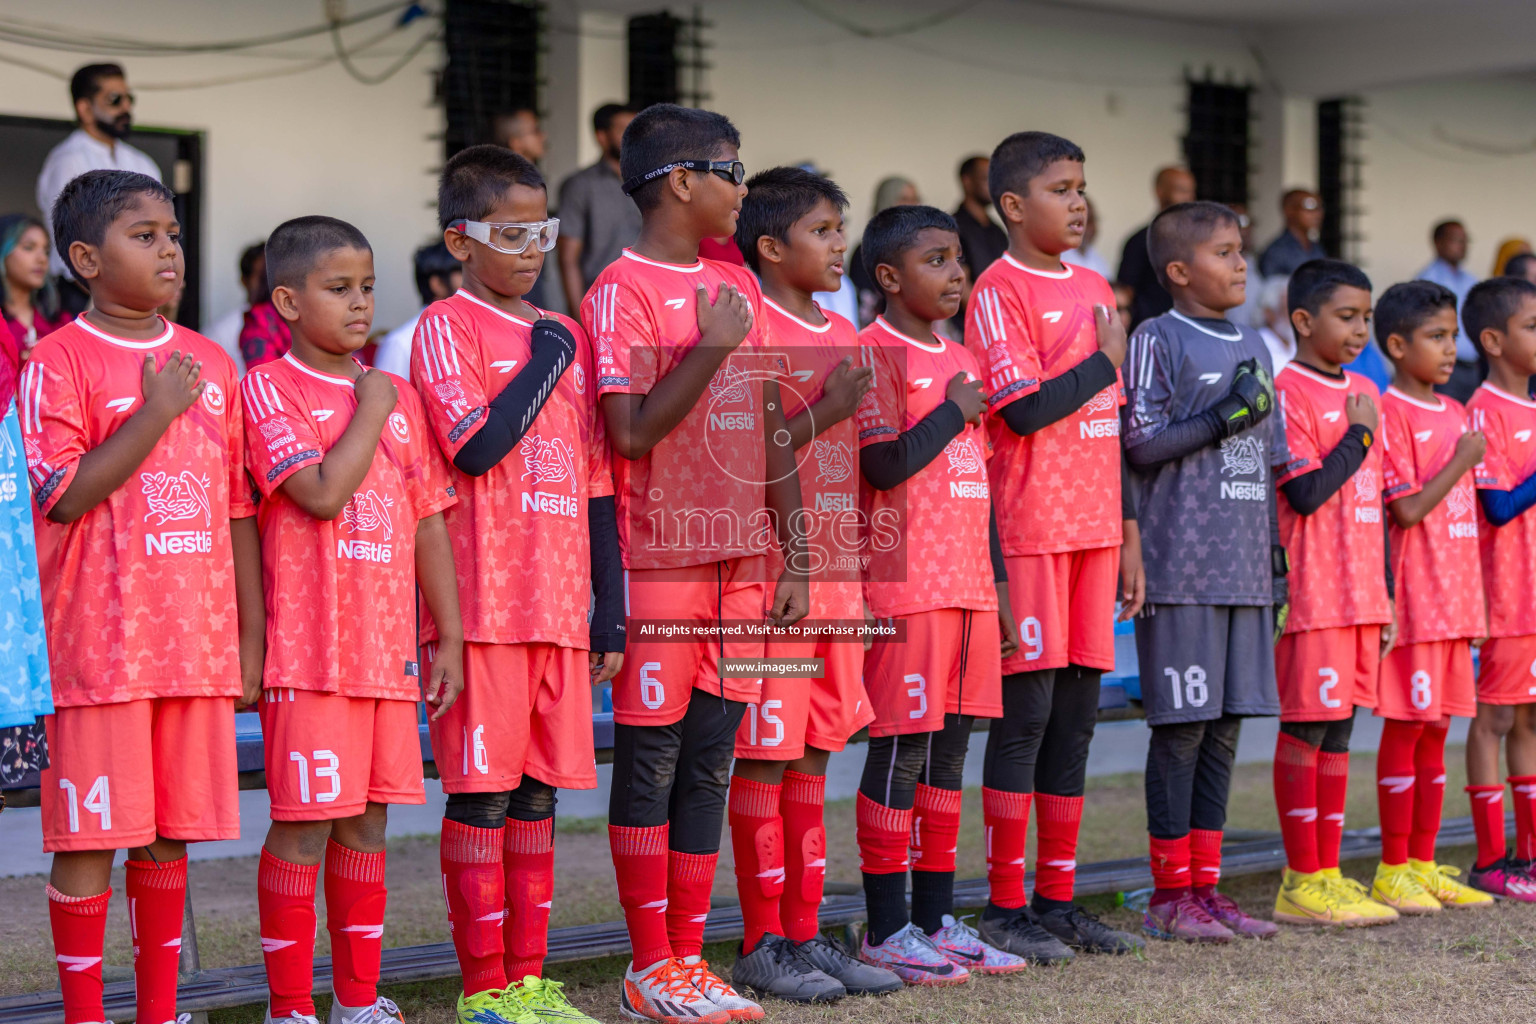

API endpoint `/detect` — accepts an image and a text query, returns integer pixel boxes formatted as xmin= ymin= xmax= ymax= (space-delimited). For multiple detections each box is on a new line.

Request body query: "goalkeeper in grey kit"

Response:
xmin=1119 ymin=201 xmax=1289 ymax=943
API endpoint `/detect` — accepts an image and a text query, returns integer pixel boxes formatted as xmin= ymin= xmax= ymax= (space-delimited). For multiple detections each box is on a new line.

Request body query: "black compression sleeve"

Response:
xmin=1121 ymin=451 xmax=1137 ymax=520
xmin=452 ymin=319 xmax=575 ymax=477
xmin=1383 ymin=515 xmax=1394 ymax=601
xmin=1122 ymin=408 xmax=1224 ymax=469
xmin=1478 ymin=469 xmax=1536 ymax=526
xmin=989 ymin=504 xmax=1006 ymax=583
xmin=996 ymin=352 xmax=1117 ymax=437
xmin=859 ymin=400 xmax=967 ymax=491
xmin=588 ymin=495 xmax=625 ymax=652
xmin=1278 ymin=424 xmax=1370 ymax=516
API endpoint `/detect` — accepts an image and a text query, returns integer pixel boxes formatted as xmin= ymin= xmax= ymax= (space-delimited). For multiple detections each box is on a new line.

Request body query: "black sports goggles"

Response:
xmin=622 ymin=159 xmax=745 ymax=196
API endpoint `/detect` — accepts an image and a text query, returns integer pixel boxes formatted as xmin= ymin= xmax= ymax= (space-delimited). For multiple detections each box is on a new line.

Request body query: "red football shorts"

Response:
xmin=866 ymin=607 xmax=1003 ymax=737
xmin=428 ymin=641 xmax=597 ymax=793
xmin=1377 ymin=638 xmax=1476 ymax=722
xmin=1001 ymin=546 xmax=1118 ymax=674
xmin=1276 ymin=625 xmax=1382 ymax=722
xmin=259 ymin=689 xmax=425 ymax=820
xmin=42 ymin=697 xmax=238 ymax=852
xmin=1476 ymin=635 xmax=1536 ymax=706
xmin=614 ymin=556 xmax=770 ymax=726
xmin=735 ymin=580 xmax=874 ymax=759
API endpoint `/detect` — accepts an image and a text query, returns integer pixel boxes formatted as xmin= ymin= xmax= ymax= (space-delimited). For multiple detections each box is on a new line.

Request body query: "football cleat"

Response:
xmin=1033 ymin=901 xmax=1145 ymax=953
xmin=619 ymin=959 xmax=730 ymax=1024
xmin=1318 ymin=869 xmax=1400 ymax=924
xmin=928 ymin=915 xmax=1029 ymax=974
xmin=511 ymin=976 xmax=603 ymax=1023
xmin=1142 ymin=891 xmax=1234 ymax=943
xmin=329 ymin=995 xmax=405 ymax=1024
xmin=730 ymin=934 xmax=844 ymax=1003
xmin=1195 ymin=888 xmax=1278 ymax=938
xmin=1409 ymin=860 xmax=1495 ymax=908
xmin=976 ymin=904 xmax=1075 ymax=964
xmin=1371 ymin=862 xmax=1442 ymax=915
xmin=859 ymin=921 xmax=970 ymax=987
xmin=793 ymin=933 xmax=903 ymax=995
xmin=678 ymin=955 xmax=764 ymax=1022
xmin=1468 ymin=858 xmax=1536 ymax=902
xmin=1274 ymin=869 xmax=1388 ymax=927
xmin=456 ymin=988 xmax=538 ymax=1024
xmin=267 ymin=1009 xmax=321 ymax=1024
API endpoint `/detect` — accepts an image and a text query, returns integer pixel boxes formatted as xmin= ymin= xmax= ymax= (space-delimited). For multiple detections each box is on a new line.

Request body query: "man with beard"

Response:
xmin=557 ymin=103 xmax=639 ymax=314
xmin=36 ymin=64 xmax=162 ymax=315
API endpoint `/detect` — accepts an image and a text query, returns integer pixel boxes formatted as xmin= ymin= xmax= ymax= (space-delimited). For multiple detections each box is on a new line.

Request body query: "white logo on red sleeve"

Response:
xmin=202 ymin=381 xmax=225 ymax=413
xmin=259 ymin=418 xmax=295 ymax=451
xmin=388 ymin=412 xmax=410 ymax=443
xmin=24 ymin=437 xmax=41 ymax=469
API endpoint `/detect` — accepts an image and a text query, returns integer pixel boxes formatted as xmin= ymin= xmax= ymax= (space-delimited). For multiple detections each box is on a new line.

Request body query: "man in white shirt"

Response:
xmin=35 ymin=63 xmax=162 ymax=313
xmin=1415 ymin=218 xmax=1482 ymax=401
xmin=372 ymin=241 xmax=461 ymax=378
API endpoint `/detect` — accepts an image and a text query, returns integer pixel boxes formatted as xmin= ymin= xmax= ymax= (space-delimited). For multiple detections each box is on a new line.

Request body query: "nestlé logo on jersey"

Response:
xmin=141 ymin=470 xmax=213 ymax=555
xmin=259 ymin=417 xmax=296 ymax=452
xmin=811 ymin=439 xmax=855 ymax=511
xmin=944 ymin=437 xmax=988 ymax=499
xmin=1353 ymin=467 xmax=1380 ymax=523
xmin=707 ymin=363 xmax=755 ymax=431
xmin=1219 ymin=436 xmax=1267 ymax=501
xmin=519 ymin=434 xmax=579 ymax=517
xmin=1446 ymin=482 xmax=1477 ymax=539
xmin=338 ymin=489 xmax=395 ymax=562
xmin=1079 ymin=387 xmax=1120 ymax=439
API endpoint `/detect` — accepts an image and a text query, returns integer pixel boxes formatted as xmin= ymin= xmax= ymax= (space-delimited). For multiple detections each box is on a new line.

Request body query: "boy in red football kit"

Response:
xmin=852 ymin=204 xmax=1026 ymax=984
xmin=1462 ymin=275 xmax=1536 ymax=900
xmin=241 ymin=217 xmax=463 ymax=1024
xmin=962 ymin=131 xmax=1145 ymax=958
xmin=1267 ymin=259 xmax=1399 ymax=927
xmin=410 ymin=147 xmax=622 ymax=1024
xmin=21 ymin=170 xmax=263 ymax=1024
xmin=582 ymin=105 xmax=809 ymax=1024
xmin=725 ymin=167 xmax=900 ymax=1003
xmin=1374 ymin=280 xmax=1494 ymax=912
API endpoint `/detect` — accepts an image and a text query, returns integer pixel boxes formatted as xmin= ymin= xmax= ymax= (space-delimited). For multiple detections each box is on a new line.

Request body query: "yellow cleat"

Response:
xmin=1319 ymin=868 xmax=1399 ymax=924
xmin=1274 ymin=869 xmax=1387 ymax=927
xmin=1372 ymin=861 xmax=1443 ymax=914
xmin=1409 ymin=860 xmax=1495 ymax=909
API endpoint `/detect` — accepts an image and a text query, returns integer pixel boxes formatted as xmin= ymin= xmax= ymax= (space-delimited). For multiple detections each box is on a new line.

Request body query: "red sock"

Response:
xmin=982 ymin=787 xmax=1031 ymax=910
xmin=1316 ymin=749 xmax=1350 ymax=871
xmin=779 ymin=770 xmax=827 ymax=944
xmin=325 ymin=841 xmax=387 ymax=1010
xmin=1410 ymin=720 xmax=1449 ymax=862
xmin=609 ymin=824 xmax=671 ymax=970
xmin=48 ymin=885 xmax=110 ymax=1024
xmin=503 ymin=817 xmax=554 ymax=982
xmin=125 ymin=856 xmax=187 ymax=1024
xmin=441 ymin=819 xmax=507 ymax=995
xmin=257 ymin=850 xmax=319 ymax=1017
xmin=1273 ymin=732 xmax=1320 ymax=874
xmin=1189 ymin=829 xmax=1222 ymax=893
xmin=1033 ymin=793 xmax=1084 ymax=902
xmin=1148 ymin=834 xmax=1191 ymax=903
xmin=856 ymin=792 xmax=912 ymax=876
xmin=728 ymin=775 xmax=784 ymax=951
xmin=911 ymin=784 xmax=962 ymax=876
xmin=1376 ymin=718 xmax=1423 ymax=865
xmin=666 ymin=850 xmax=717 ymax=959
xmin=1511 ymin=775 xmax=1536 ymax=861
xmin=1466 ymin=785 xmax=1508 ymax=868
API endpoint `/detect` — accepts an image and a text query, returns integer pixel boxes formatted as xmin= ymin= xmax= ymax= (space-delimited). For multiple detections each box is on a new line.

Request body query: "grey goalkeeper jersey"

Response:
xmin=1121 ymin=310 xmax=1285 ymax=606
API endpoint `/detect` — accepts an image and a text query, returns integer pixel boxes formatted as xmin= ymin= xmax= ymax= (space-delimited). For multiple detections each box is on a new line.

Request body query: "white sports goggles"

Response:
xmin=450 ymin=217 xmax=560 ymax=254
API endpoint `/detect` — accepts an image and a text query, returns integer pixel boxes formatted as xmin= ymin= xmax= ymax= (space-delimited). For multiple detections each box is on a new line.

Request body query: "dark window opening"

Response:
xmin=442 ymin=0 xmax=542 ymax=160
xmin=1183 ymin=78 xmax=1252 ymax=207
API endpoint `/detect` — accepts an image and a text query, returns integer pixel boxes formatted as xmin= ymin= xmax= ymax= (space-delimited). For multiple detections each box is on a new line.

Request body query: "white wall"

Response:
xmin=0 ymin=1 xmax=441 ymax=333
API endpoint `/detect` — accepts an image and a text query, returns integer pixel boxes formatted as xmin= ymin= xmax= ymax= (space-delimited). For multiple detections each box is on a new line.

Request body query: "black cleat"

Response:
xmin=794 ymin=933 xmax=903 ymax=995
xmin=1033 ymin=901 xmax=1145 ymax=954
xmin=975 ymin=904 xmax=1075 ymax=964
xmin=731 ymin=933 xmax=846 ymax=1004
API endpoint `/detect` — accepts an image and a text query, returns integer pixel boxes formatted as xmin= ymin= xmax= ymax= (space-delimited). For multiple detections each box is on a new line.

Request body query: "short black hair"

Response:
xmin=1286 ymin=258 xmax=1372 ymax=319
xmin=413 ymin=240 xmax=459 ymax=304
xmin=238 ymin=242 xmax=265 ymax=281
xmin=1146 ymin=200 xmax=1240 ymax=290
xmin=1432 ymin=219 xmax=1464 ymax=242
xmin=1505 ymin=253 xmax=1536 ymax=280
xmin=861 ymin=205 xmax=958 ymax=294
xmin=51 ymin=169 xmax=175 ymax=279
xmin=987 ymin=131 xmax=1085 ymax=210
xmin=70 ymin=63 xmax=124 ymax=104
xmin=734 ymin=167 xmax=847 ymax=274
xmin=957 ymin=154 xmax=987 ymax=180
xmin=619 ymin=103 xmax=740 ymax=212
xmin=1463 ymin=276 xmax=1536 ymax=356
xmin=1374 ymin=280 xmax=1457 ymax=350
xmin=265 ymin=215 xmax=372 ymax=292
xmin=438 ymin=144 xmax=545 ymax=229
xmin=593 ymin=102 xmax=633 ymax=135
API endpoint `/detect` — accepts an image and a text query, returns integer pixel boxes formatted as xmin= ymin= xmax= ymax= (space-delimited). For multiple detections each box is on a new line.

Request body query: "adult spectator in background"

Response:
xmin=0 ymin=214 xmax=67 ymax=359
xmin=953 ymin=155 xmax=1006 ymax=277
xmin=35 ymin=64 xmax=161 ymax=315
xmin=1491 ymin=236 xmax=1531 ymax=276
xmin=1256 ymin=189 xmax=1325 ymax=277
xmin=203 ymin=241 xmax=265 ymax=373
xmin=849 ymin=175 xmax=920 ymax=324
xmin=373 ymin=241 xmax=461 ymax=378
xmin=1062 ymin=196 xmax=1111 ymax=279
xmin=558 ymin=102 xmax=638 ymax=314
xmin=493 ymin=107 xmax=547 ymax=163
xmin=1417 ymin=218 xmax=1482 ymax=401
xmin=1227 ymin=201 xmax=1263 ymax=330
xmin=1504 ymin=252 xmax=1536 ymax=285
xmin=1116 ymin=164 xmax=1194 ymax=326
xmin=1255 ymin=275 xmax=1295 ymax=373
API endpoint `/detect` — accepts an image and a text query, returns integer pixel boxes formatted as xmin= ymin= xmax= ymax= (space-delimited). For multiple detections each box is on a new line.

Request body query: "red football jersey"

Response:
xmin=584 ymin=249 xmax=781 ymax=571
xmin=1273 ymin=363 xmax=1391 ymax=633
xmin=242 ymin=354 xmax=455 ymax=698
xmin=1380 ymin=387 xmax=1486 ymax=644
xmin=855 ymin=317 xmax=997 ymax=618
xmin=19 ymin=316 xmax=254 ymax=707
xmin=1468 ymin=383 xmax=1536 ymax=638
xmin=761 ymin=297 xmax=860 ymax=598
xmin=964 ymin=254 xmax=1123 ymax=555
xmin=411 ymin=291 xmax=611 ymax=648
